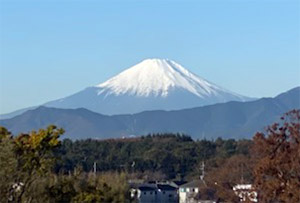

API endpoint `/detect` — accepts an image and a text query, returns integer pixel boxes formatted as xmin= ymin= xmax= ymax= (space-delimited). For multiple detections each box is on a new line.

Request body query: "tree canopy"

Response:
xmin=252 ymin=109 xmax=300 ymax=202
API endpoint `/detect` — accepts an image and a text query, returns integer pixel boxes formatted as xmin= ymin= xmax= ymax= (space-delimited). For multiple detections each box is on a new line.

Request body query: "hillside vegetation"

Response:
xmin=54 ymin=134 xmax=252 ymax=180
xmin=0 ymin=110 xmax=299 ymax=202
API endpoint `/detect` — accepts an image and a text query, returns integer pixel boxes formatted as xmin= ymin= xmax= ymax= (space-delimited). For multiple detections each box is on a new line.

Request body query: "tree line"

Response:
xmin=54 ymin=133 xmax=252 ymax=180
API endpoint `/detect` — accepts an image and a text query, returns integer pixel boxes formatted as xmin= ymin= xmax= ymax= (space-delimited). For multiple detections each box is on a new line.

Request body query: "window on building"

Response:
xmin=192 ymin=188 xmax=195 ymax=192
xmin=150 ymin=192 xmax=152 ymax=195
xmin=143 ymin=192 xmax=146 ymax=195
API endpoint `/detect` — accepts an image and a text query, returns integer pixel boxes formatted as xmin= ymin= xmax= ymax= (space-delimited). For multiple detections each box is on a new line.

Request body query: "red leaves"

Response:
xmin=252 ymin=109 xmax=300 ymax=202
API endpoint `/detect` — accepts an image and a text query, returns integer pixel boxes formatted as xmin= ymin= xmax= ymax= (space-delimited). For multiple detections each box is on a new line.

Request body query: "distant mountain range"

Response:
xmin=0 ymin=87 xmax=298 ymax=140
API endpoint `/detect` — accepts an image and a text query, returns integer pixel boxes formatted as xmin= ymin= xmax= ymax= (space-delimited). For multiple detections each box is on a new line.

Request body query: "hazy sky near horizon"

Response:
xmin=0 ymin=0 xmax=299 ymax=114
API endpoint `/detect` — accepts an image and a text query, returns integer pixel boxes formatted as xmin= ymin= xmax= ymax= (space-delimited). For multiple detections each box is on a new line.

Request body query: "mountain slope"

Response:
xmin=44 ymin=59 xmax=251 ymax=115
xmin=0 ymin=107 xmax=128 ymax=140
xmin=1 ymin=87 xmax=298 ymax=140
xmin=0 ymin=106 xmax=36 ymax=120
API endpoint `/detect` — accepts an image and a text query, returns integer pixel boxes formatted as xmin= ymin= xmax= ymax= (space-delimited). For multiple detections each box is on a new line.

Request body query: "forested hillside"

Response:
xmin=54 ymin=134 xmax=252 ymax=180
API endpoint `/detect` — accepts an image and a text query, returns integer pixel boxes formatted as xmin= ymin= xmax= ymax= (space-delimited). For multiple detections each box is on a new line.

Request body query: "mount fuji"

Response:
xmin=43 ymin=59 xmax=252 ymax=115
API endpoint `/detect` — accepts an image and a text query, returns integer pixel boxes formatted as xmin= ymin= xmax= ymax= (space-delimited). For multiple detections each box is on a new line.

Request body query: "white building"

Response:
xmin=233 ymin=184 xmax=258 ymax=202
xmin=179 ymin=180 xmax=215 ymax=203
xmin=130 ymin=182 xmax=178 ymax=203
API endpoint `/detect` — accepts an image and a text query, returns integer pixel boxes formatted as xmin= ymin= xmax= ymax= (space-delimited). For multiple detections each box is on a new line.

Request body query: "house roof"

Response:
xmin=138 ymin=184 xmax=157 ymax=191
xmin=131 ymin=182 xmax=178 ymax=191
xmin=179 ymin=180 xmax=205 ymax=188
xmin=233 ymin=184 xmax=253 ymax=190
xmin=172 ymin=180 xmax=187 ymax=187
xmin=157 ymin=184 xmax=177 ymax=191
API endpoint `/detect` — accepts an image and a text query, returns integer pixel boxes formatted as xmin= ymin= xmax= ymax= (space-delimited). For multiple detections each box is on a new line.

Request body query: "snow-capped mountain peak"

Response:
xmin=96 ymin=58 xmax=226 ymax=98
xmin=43 ymin=58 xmax=251 ymax=115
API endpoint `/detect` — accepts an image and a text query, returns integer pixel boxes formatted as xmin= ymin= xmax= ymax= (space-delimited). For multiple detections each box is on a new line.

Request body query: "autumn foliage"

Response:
xmin=252 ymin=109 xmax=300 ymax=202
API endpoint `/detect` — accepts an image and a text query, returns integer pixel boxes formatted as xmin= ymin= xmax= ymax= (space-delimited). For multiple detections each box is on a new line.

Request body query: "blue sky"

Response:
xmin=0 ymin=0 xmax=299 ymax=114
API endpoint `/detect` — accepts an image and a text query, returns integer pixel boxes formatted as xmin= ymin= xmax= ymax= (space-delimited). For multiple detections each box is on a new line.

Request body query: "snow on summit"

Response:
xmin=44 ymin=58 xmax=251 ymax=115
xmin=96 ymin=59 xmax=226 ymax=98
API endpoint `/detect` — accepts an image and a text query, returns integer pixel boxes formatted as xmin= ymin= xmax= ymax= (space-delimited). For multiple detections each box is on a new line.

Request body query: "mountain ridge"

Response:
xmin=0 ymin=87 xmax=298 ymax=140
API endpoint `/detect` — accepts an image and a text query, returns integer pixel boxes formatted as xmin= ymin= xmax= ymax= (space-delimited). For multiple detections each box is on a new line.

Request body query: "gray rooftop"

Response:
xmin=179 ymin=180 xmax=205 ymax=188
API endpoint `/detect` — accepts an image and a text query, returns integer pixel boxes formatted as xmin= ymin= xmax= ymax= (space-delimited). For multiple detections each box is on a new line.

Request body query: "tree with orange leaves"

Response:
xmin=252 ymin=109 xmax=300 ymax=202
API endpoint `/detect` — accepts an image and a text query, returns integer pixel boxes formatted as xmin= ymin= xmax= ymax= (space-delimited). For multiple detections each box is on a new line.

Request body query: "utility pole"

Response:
xmin=131 ymin=161 xmax=135 ymax=173
xmin=200 ymin=161 xmax=205 ymax=180
xmin=241 ymin=163 xmax=244 ymax=184
xmin=200 ymin=161 xmax=207 ymax=186
xmin=93 ymin=162 xmax=97 ymax=175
